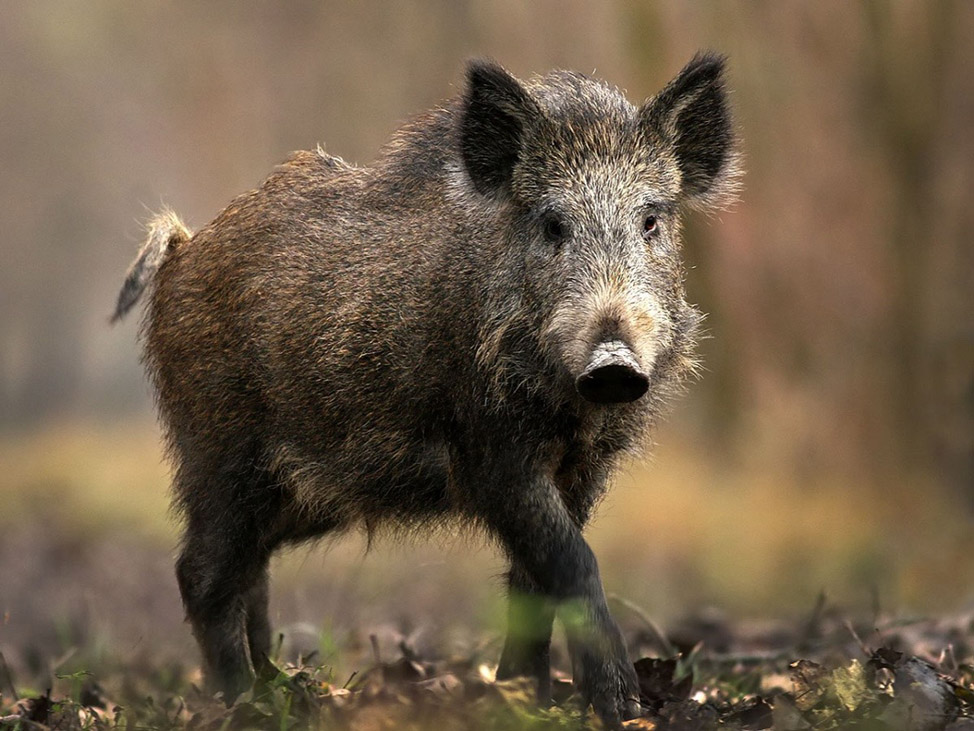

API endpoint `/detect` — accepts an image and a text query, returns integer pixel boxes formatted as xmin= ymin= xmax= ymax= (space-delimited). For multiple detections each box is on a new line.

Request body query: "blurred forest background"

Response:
xmin=1 ymin=0 xmax=972 ymax=685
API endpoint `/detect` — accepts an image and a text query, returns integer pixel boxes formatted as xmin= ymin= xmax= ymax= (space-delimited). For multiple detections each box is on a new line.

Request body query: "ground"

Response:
xmin=2 ymin=595 xmax=973 ymax=729
xmin=1 ymin=422 xmax=972 ymax=729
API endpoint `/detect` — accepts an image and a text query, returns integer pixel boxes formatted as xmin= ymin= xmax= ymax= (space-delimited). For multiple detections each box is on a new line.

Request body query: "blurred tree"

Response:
xmin=0 ymin=1 xmax=969 ymax=503
xmin=857 ymin=1 xmax=974 ymax=501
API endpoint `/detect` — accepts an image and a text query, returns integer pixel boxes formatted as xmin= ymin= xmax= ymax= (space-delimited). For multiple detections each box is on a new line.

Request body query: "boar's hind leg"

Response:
xmin=496 ymin=563 xmax=555 ymax=703
xmin=175 ymin=472 xmax=278 ymax=704
xmin=244 ymin=567 xmax=272 ymax=670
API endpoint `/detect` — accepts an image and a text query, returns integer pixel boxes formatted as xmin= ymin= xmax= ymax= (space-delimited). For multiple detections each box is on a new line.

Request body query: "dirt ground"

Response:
xmin=2 ymin=512 xmax=974 ymax=729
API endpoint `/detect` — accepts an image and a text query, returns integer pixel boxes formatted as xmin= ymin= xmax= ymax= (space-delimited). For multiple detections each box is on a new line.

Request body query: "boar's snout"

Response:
xmin=575 ymin=341 xmax=649 ymax=404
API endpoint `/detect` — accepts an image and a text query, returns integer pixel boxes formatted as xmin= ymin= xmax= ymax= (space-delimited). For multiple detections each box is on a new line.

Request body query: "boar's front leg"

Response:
xmin=461 ymin=455 xmax=641 ymax=724
xmin=495 ymin=563 xmax=556 ymax=703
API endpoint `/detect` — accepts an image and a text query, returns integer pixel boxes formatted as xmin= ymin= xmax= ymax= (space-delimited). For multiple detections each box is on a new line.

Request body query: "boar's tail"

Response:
xmin=111 ymin=209 xmax=191 ymax=323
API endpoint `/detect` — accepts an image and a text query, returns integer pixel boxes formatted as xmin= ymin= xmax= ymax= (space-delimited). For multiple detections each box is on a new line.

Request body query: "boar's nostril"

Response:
xmin=575 ymin=341 xmax=650 ymax=404
xmin=576 ymin=364 xmax=649 ymax=404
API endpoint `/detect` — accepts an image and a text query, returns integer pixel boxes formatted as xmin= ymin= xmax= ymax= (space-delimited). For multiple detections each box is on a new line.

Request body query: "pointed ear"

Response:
xmin=460 ymin=60 xmax=542 ymax=197
xmin=640 ymin=52 xmax=741 ymax=209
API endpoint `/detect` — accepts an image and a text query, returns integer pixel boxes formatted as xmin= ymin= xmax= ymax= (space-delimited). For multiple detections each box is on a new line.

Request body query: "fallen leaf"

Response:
xmin=789 ymin=659 xmax=828 ymax=711
xmin=634 ymin=656 xmax=693 ymax=711
xmin=622 ymin=718 xmax=658 ymax=730
xmin=726 ymin=696 xmax=774 ymax=729
xmin=832 ymin=659 xmax=866 ymax=711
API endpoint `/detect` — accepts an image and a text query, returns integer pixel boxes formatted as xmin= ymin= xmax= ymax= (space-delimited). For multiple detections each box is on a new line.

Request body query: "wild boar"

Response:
xmin=113 ymin=53 xmax=740 ymax=723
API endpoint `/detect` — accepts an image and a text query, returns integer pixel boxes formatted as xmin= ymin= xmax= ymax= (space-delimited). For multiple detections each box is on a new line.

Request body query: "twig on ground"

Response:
xmin=607 ymin=594 xmax=677 ymax=657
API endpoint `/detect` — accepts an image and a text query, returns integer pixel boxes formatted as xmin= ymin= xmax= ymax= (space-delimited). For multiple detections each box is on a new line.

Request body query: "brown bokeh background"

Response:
xmin=1 ymin=1 xmax=972 ymax=679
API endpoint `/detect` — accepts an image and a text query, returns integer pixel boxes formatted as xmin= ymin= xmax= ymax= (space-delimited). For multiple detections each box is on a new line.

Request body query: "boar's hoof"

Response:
xmin=576 ymin=341 xmax=649 ymax=404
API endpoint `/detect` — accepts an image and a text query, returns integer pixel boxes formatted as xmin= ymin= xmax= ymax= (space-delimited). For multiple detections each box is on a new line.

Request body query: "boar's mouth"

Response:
xmin=575 ymin=340 xmax=650 ymax=404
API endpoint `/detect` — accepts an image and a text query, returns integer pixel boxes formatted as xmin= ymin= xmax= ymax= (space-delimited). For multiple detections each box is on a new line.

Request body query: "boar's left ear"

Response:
xmin=460 ymin=59 xmax=543 ymax=197
xmin=640 ymin=52 xmax=741 ymax=209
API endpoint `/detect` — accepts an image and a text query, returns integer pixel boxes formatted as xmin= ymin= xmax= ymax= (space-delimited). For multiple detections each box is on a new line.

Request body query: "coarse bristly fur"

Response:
xmin=113 ymin=52 xmax=740 ymax=725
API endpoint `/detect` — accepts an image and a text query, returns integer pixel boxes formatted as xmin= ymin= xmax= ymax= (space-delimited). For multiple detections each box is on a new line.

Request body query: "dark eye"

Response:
xmin=542 ymin=213 xmax=567 ymax=245
xmin=642 ymin=214 xmax=659 ymax=239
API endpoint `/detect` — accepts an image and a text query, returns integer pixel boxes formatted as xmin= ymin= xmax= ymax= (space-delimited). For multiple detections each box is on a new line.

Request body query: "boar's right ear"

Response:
xmin=460 ymin=60 xmax=542 ymax=197
xmin=640 ymin=52 xmax=741 ymax=210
